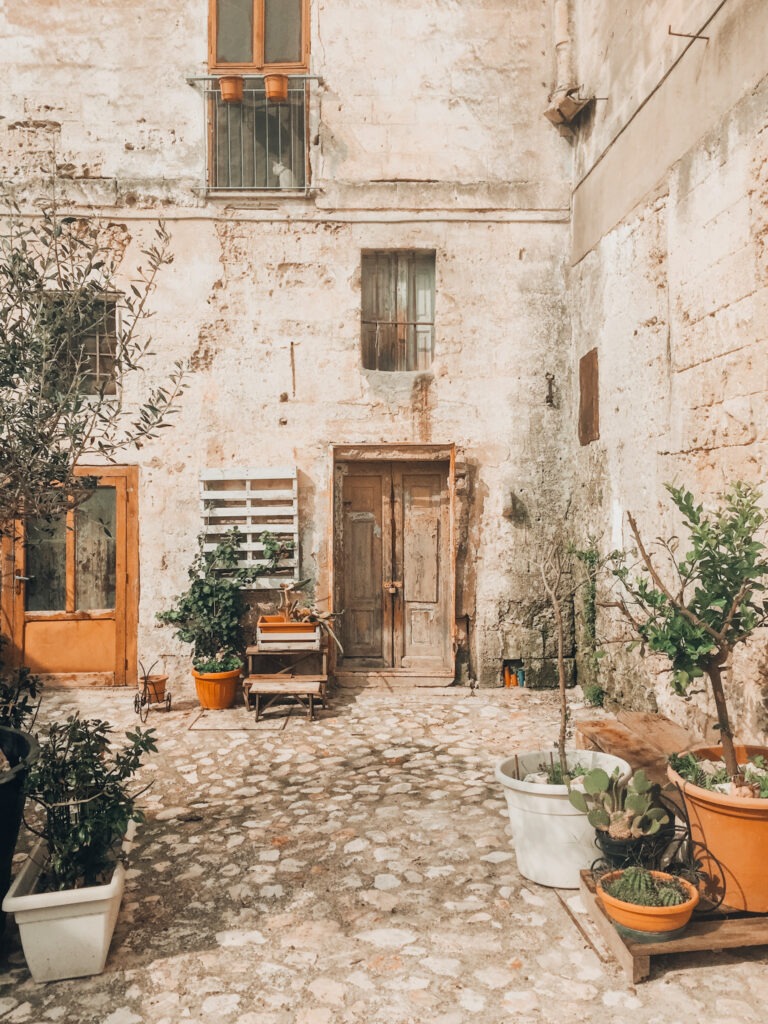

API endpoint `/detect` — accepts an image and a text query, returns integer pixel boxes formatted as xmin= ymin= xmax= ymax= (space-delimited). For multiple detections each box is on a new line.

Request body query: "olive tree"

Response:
xmin=0 ymin=192 xmax=185 ymax=529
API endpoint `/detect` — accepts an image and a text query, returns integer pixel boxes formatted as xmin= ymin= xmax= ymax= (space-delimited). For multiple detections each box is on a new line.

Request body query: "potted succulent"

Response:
xmin=568 ymin=767 xmax=673 ymax=868
xmin=0 ymin=660 xmax=42 ymax=934
xmin=157 ymin=528 xmax=289 ymax=709
xmin=2 ymin=715 xmax=156 ymax=981
xmin=495 ymin=536 xmax=630 ymax=888
xmin=596 ymin=866 xmax=699 ymax=942
xmin=611 ymin=482 xmax=768 ymax=910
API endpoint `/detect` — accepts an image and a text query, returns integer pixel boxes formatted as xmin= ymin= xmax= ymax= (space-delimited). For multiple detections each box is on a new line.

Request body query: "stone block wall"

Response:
xmin=569 ymin=0 xmax=768 ymax=741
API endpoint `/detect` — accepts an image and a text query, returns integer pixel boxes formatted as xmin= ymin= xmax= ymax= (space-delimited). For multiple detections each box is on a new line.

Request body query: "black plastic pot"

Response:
xmin=594 ymin=820 xmax=676 ymax=870
xmin=0 ymin=726 xmax=40 ymax=933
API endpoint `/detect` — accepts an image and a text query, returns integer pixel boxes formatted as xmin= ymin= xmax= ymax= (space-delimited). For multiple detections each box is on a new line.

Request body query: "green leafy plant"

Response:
xmin=157 ymin=528 xmax=291 ymax=672
xmin=602 ymin=866 xmax=689 ymax=907
xmin=612 ymin=483 xmax=768 ymax=782
xmin=582 ymin=683 xmax=606 ymax=708
xmin=0 ymin=637 xmax=42 ymax=731
xmin=24 ymin=715 xmax=156 ymax=890
xmin=0 ymin=189 xmax=186 ymax=530
xmin=569 ymin=768 xmax=669 ymax=839
xmin=669 ymin=751 xmax=768 ymax=797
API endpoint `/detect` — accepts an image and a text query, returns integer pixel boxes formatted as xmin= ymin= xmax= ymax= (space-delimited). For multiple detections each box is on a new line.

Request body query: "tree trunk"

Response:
xmin=706 ymin=659 xmax=740 ymax=779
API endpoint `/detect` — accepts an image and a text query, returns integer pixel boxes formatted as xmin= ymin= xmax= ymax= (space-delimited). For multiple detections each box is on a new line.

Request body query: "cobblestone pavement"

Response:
xmin=2 ymin=686 xmax=768 ymax=1024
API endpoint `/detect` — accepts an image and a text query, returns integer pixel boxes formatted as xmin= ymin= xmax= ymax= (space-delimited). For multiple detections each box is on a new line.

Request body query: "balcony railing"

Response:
xmin=200 ymin=78 xmax=310 ymax=191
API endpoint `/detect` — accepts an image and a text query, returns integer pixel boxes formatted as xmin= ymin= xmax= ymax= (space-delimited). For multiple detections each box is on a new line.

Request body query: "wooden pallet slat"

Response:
xmin=579 ymin=871 xmax=768 ymax=983
xmin=200 ymin=466 xmax=299 ymax=588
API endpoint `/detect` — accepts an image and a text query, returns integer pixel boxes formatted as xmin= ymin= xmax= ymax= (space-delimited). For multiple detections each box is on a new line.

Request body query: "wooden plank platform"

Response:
xmin=579 ymin=871 xmax=768 ymax=983
xmin=243 ymin=676 xmax=327 ymax=722
xmin=575 ymin=711 xmax=701 ymax=784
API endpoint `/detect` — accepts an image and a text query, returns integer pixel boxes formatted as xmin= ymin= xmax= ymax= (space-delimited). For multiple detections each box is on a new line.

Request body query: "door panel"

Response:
xmin=1 ymin=467 xmax=137 ymax=685
xmin=338 ymin=459 xmax=451 ymax=675
xmin=340 ymin=469 xmax=391 ymax=664
xmin=395 ymin=467 xmax=450 ymax=671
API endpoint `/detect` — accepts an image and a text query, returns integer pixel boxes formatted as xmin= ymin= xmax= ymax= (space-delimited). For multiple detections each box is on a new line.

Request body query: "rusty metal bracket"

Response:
xmin=668 ymin=25 xmax=709 ymax=42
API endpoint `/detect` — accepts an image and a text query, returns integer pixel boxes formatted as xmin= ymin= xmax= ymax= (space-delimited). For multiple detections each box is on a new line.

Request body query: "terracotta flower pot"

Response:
xmin=192 ymin=668 xmax=241 ymax=710
xmin=667 ymin=744 xmax=768 ymax=912
xmin=597 ymin=870 xmax=699 ymax=941
xmin=138 ymin=675 xmax=167 ymax=703
xmin=264 ymin=73 xmax=289 ymax=102
xmin=219 ymin=75 xmax=244 ymax=102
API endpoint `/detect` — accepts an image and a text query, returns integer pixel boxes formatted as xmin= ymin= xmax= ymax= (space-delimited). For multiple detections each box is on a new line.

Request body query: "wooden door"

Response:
xmin=338 ymin=461 xmax=452 ymax=675
xmin=1 ymin=467 xmax=138 ymax=685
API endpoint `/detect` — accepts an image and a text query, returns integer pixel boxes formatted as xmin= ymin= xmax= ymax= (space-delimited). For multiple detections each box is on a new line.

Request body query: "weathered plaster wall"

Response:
xmin=0 ymin=1 xmax=573 ymax=690
xmin=569 ymin=0 xmax=768 ymax=741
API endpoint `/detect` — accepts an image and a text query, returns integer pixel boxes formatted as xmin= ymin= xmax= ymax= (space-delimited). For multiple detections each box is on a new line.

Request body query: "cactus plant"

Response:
xmin=602 ymin=866 xmax=688 ymax=908
xmin=568 ymin=768 xmax=669 ymax=840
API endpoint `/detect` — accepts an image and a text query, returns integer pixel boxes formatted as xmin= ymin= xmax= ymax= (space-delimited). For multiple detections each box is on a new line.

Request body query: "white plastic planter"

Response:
xmin=495 ymin=750 xmax=631 ymax=889
xmin=2 ymin=839 xmax=125 ymax=982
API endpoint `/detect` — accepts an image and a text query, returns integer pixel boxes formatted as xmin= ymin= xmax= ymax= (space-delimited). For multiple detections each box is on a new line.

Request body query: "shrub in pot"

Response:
xmin=612 ymin=482 xmax=768 ymax=910
xmin=495 ymin=534 xmax=630 ymax=888
xmin=157 ymin=528 xmax=290 ymax=709
xmin=0 ymin=660 xmax=42 ymax=933
xmin=2 ymin=714 xmax=156 ymax=982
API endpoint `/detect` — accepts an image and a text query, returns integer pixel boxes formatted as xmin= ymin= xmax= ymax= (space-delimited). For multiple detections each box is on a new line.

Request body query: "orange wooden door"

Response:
xmin=338 ymin=461 xmax=451 ymax=674
xmin=1 ymin=467 xmax=138 ymax=685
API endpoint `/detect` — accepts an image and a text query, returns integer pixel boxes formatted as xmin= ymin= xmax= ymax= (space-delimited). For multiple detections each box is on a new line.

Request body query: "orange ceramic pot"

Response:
xmin=192 ymin=668 xmax=241 ymax=710
xmin=219 ymin=75 xmax=244 ymax=102
xmin=667 ymin=744 xmax=768 ymax=912
xmin=597 ymin=870 xmax=699 ymax=938
xmin=264 ymin=73 xmax=289 ymax=102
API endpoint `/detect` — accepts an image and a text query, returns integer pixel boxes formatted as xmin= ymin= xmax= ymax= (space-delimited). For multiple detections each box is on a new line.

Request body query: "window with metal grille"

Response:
xmin=40 ymin=293 xmax=117 ymax=396
xmin=208 ymin=81 xmax=306 ymax=190
xmin=361 ymin=252 xmax=436 ymax=371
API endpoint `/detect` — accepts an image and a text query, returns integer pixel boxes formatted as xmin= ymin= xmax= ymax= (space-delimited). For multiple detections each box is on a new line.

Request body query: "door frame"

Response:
xmin=0 ymin=465 xmax=139 ymax=686
xmin=330 ymin=443 xmax=456 ymax=678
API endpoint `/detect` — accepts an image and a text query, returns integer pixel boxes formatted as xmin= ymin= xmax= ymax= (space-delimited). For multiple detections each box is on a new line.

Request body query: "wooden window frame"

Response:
xmin=208 ymin=0 xmax=310 ymax=73
xmin=361 ymin=250 xmax=436 ymax=372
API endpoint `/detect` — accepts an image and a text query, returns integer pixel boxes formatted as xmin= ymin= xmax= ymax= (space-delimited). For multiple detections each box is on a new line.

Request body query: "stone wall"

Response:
xmin=569 ymin=0 xmax=768 ymax=740
xmin=0 ymin=0 xmax=573 ymax=691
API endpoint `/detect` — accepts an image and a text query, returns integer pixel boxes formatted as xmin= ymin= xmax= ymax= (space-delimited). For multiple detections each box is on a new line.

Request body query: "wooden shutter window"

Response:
xmin=578 ymin=348 xmax=599 ymax=445
xmin=361 ymin=251 xmax=435 ymax=371
xmin=210 ymin=0 xmax=309 ymax=71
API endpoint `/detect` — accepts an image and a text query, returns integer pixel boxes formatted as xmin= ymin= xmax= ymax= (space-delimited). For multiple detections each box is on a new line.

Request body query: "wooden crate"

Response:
xmin=579 ymin=871 xmax=768 ymax=983
xmin=256 ymin=615 xmax=321 ymax=650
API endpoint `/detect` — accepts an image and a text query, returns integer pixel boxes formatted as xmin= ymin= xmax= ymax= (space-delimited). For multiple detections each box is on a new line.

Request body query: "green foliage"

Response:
xmin=157 ymin=528 xmax=291 ymax=672
xmin=24 ymin=714 xmax=156 ymax=889
xmin=574 ymin=542 xmax=605 ymax=676
xmin=541 ymin=759 xmax=589 ymax=785
xmin=612 ymin=483 xmax=768 ymax=690
xmin=603 ymin=866 xmax=688 ymax=907
xmin=569 ymin=768 xmax=669 ymax=839
xmin=0 ymin=190 xmax=186 ymax=527
xmin=0 ymin=638 xmax=42 ymax=730
xmin=669 ymin=750 xmax=768 ymax=796
xmin=582 ymin=683 xmax=606 ymax=708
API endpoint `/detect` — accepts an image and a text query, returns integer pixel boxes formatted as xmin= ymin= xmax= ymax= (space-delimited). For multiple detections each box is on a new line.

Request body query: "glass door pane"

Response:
xmin=264 ymin=0 xmax=302 ymax=63
xmin=25 ymin=518 xmax=67 ymax=612
xmin=75 ymin=487 xmax=117 ymax=610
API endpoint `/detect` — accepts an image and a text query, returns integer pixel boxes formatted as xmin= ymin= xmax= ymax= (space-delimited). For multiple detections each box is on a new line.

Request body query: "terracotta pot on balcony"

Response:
xmin=219 ymin=75 xmax=244 ymax=102
xmin=264 ymin=73 xmax=289 ymax=103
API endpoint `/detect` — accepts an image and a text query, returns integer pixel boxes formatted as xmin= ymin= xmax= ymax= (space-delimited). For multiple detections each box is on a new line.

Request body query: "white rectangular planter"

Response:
xmin=2 ymin=839 xmax=125 ymax=982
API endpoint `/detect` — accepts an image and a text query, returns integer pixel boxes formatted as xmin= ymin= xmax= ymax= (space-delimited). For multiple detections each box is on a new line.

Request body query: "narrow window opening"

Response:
xmin=361 ymin=251 xmax=436 ymax=372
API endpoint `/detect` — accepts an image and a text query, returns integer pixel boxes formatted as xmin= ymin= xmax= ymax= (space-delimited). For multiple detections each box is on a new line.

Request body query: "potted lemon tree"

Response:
xmin=612 ymin=482 xmax=768 ymax=911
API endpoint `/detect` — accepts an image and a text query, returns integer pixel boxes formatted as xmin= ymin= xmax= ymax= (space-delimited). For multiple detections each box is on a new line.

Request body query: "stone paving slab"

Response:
xmin=1 ymin=686 xmax=768 ymax=1024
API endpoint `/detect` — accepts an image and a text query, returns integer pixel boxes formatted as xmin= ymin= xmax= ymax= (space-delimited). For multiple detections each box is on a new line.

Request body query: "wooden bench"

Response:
xmin=243 ymin=675 xmax=327 ymax=721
